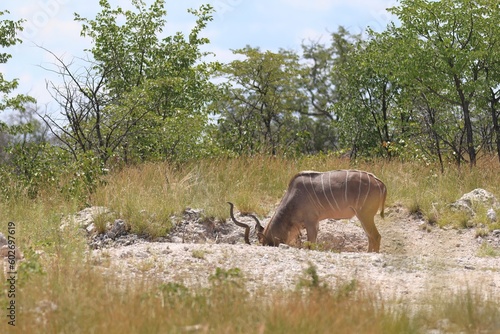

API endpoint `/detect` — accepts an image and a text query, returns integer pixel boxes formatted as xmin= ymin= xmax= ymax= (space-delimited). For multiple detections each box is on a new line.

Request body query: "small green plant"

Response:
xmin=334 ymin=279 xmax=358 ymax=299
xmin=191 ymin=249 xmax=206 ymax=259
xmin=93 ymin=210 xmax=118 ymax=235
xmin=438 ymin=209 xmax=472 ymax=229
xmin=475 ymin=228 xmax=489 ymax=238
xmin=477 ymin=241 xmax=500 ymax=257
xmin=157 ymin=282 xmax=190 ymax=306
xmin=209 ymin=267 xmax=242 ymax=281
xmin=15 ymin=248 xmax=45 ymax=286
xmin=302 ymin=241 xmax=326 ymax=251
xmin=209 ymin=267 xmax=244 ymax=288
xmin=296 ymin=263 xmax=327 ymax=290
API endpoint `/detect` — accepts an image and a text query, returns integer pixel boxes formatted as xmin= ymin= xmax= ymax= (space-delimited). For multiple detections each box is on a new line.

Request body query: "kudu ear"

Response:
xmin=246 ymin=214 xmax=266 ymax=245
xmin=247 ymin=214 xmax=264 ymax=233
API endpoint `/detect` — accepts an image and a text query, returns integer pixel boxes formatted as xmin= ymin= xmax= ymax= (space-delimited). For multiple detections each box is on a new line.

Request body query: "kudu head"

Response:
xmin=227 ymin=202 xmax=272 ymax=245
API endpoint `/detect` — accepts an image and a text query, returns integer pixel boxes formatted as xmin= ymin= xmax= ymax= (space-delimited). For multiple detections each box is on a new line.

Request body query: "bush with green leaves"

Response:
xmin=41 ymin=0 xmax=221 ymax=165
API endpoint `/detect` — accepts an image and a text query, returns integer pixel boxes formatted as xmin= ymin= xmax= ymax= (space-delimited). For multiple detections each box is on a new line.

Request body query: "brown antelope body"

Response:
xmin=229 ymin=170 xmax=387 ymax=252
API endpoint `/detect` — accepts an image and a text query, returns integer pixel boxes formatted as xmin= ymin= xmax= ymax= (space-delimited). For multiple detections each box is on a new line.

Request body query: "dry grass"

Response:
xmin=2 ymin=156 xmax=500 ymax=333
xmin=4 ymin=155 xmax=499 ymax=246
xmin=90 ymin=156 xmax=500 ymax=237
xmin=5 ymin=255 xmax=499 ymax=334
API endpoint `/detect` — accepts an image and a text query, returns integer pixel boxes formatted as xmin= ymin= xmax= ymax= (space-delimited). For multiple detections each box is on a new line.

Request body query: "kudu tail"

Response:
xmin=379 ymin=186 xmax=387 ymax=219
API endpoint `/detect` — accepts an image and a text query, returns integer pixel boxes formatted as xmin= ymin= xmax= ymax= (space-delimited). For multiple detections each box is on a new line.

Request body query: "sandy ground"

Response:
xmin=90 ymin=205 xmax=500 ymax=303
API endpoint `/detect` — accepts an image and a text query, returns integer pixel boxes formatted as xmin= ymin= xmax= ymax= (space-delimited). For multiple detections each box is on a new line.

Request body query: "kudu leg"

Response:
xmin=357 ymin=213 xmax=381 ymax=253
xmin=305 ymin=220 xmax=320 ymax=244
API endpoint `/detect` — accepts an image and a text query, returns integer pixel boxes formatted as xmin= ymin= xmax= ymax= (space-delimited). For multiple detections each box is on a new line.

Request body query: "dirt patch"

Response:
xmin=86 ymin=204 xmax=500 ymax=304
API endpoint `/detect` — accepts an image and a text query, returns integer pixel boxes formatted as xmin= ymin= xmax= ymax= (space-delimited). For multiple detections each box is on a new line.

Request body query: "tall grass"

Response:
xmin=5 ymin=255 xmax=499 ymax=334
xmin=2 ymin=156 xmax=500 ymax=333
xmin=91 ymin=156 xmax=500 ymax=236
xmin=0 ymin=196 xmax=82 ymax=257
xmin=3 ymin=155 xmax=499 ymax=255
xmin=91 ymin=157 xmax=299 ymax=236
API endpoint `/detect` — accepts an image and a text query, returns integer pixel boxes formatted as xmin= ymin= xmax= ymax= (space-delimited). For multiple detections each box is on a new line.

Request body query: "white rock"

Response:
xmin=450 ymin=188 xmax=499 ymax=216
xmin=487 ymin=208 xmax=497 ymax=222
xmin=171 ymin=236 xmax=183 ymax=243
xmin=0 ymin=233 xmax=6 ymax=247
xmin=86 ymin=223 xmax=97 ymax=234
xmin=135 ymin=251 xmax=150 ymax=259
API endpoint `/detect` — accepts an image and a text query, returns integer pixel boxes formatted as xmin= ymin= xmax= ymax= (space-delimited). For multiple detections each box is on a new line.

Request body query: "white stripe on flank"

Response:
xmin=344 ymin=170 xmax=349 ymax=203
xmin=361 ymin=173 xmax=371 ymax=208
xmin=311 ymin=174 xmax=325 ymax=210
xmin=355 ymin=171 xmax=363 ymax=209
xmin=376 ymin=178 xmax=384 ymax=197
xmin=328 ymin=172 xmax=341 ymax=211
xmin=322 ymin=173 xmax=337 ymax=212
xmin=302 ymin=175 xmax=318 ymax=210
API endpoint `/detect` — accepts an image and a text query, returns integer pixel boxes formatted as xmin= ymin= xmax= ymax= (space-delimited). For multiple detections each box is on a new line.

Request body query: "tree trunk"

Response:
xmin=463 ymin=102 xmax=476 ymax=167
xmin=490 ymin=90 xmax=500 ymax=164
xmin=452 ymin=72 xmax=476 ymax=167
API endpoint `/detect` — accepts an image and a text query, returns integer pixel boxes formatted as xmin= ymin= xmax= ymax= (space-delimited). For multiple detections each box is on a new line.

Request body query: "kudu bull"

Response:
xmin=228 ymin=170 xmax=387 ymax=252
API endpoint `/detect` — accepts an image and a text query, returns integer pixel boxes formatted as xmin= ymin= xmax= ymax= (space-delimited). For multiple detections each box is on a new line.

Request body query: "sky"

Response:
xmin=2 ymin=0 xmax=397 ymax=115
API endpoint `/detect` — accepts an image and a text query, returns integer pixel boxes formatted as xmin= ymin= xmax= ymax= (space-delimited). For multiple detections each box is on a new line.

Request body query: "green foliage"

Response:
xmin=5 ymin=142 xmax=70 ymax=198
xmin=384 ymin=0 xmax=500 ymax=167
xmin=20 ymin=1 xmax=500 ymax=170
xmin=0 ymin=139 xmax=105 ymax=203
xmin=334 ymin=36 xmax=397 ymax=158
xmin=0 ymin=107 xmax=76 ymax=199
xmin=208 ymin=267 xmax=243 ymax=288
xmin=214 ymin=46 xmax=313 ymax=155
xmin=294 ymin=1 xmax=500 ymax=165
xmin=156 ymin=282 xmax=190 ymax=307
xmin=296 ymin=263 xmax=326 ymax=290
xmin=0 ymin=12 xmax=107 ymax=202
xmin=41 ymin=1 xmax=220 ymax=167
xmin=63 ymin=151 xmax=106 ymax=202
xmin=16 ymin=247 xmax=45 ymax=287
xmin=301 ymin=27 xmax=359 ymax=121
xmin=477 ymin=241 xmax=500 ymax=257
xmin=0 ymin=11 xmax=36 ymax=130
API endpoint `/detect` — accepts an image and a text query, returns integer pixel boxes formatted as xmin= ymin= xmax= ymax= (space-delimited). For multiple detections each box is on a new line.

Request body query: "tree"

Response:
xmin=0 ymin=11 xmax=36 ymax=133
xmin=387 ymin=0 xmax=500 ymax=167
xmin=214 ymin=46 xmax=310 ymax=155
xmin=333 ymin=35 xmax=402 ymax=159
xmin=42 ymin=1 xmax=220 ymax=164
xmin=481 ymin=11 xmax=500 ymax=162
xmin=2 ymin=105 xmax=71 ymax=198
xmin=301 ymin=26 xmax=360 ymax=121
xmin=41 ymin=51 xmax=150 ymax=164
xmin=299 ymin=27 xmax=362 ymax=153
xmin=363 ymin=30 xmax=466 ymax=168
xmin=410 ymin=92 xmax=467 ymax=170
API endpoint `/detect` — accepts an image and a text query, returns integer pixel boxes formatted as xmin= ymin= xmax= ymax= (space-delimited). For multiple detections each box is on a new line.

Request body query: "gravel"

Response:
xmin=85 ymin=205 xmax=500 ymax=303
